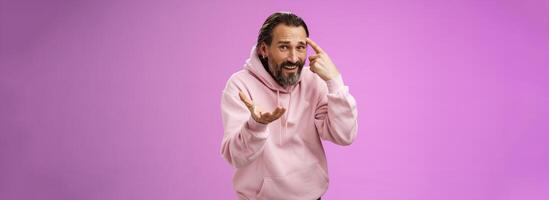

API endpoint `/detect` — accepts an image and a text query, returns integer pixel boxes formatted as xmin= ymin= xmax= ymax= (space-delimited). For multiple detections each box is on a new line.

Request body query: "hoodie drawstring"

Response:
xmin=276 ymin=88 xmax=292 ymax=146
xmin=277 ymin=90 xmax=282 ymax=145
xmin=286 ymin=89 xmax=291 ymax=144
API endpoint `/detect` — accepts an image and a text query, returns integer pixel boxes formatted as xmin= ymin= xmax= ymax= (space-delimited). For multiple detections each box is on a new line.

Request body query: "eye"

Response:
xmin=279 ymin=45 xmax=288 ymax=51
xmin=297 ymin=46 xmax=306 ymax=51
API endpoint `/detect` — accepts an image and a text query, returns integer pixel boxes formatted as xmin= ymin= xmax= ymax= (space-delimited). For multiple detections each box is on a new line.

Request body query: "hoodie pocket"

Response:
xmin=256 ymin=163 xmax=329 ymax=200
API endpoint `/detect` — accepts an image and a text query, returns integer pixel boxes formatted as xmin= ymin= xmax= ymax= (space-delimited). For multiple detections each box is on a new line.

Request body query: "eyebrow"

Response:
xmin=276 ymin=41 xmax=307 ymax=45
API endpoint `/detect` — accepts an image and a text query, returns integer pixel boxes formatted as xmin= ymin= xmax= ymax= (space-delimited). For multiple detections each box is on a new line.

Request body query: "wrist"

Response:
xmin=326 ymin=74 xmax=344 ymax=93
xmin=247 ymin=117 xmax=268 ymax=138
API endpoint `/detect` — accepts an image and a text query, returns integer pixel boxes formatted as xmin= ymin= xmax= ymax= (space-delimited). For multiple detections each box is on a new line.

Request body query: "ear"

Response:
xmin=259 ymin=42 xmax=268 ymax=58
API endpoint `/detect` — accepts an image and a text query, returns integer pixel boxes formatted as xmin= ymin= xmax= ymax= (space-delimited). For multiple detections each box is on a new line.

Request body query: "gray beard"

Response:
xmin=267 ymin=60 xmax=304 ymax=87
xmin=274 ymin=70 xmax=300 ymax=87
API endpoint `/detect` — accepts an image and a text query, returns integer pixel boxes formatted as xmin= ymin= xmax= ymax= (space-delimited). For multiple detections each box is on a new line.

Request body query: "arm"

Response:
xmin=307 ymin=38 xmax=358 ymax=145
xmin=314 ymin=75 xmax=358 ymax=145
xmin=220 ymin=82 xmax=285 ymax=168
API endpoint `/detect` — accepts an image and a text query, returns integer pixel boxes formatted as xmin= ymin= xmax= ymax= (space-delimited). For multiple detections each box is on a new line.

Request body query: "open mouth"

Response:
xmin=282 ymin=65 xmax=298 ymax=70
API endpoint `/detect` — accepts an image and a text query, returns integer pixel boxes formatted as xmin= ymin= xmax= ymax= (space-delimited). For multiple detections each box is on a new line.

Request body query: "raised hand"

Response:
xmin=239 ymin=91 xmax=286 ymax=124
xmin=307 ymin=38 xmax=340 ymax=81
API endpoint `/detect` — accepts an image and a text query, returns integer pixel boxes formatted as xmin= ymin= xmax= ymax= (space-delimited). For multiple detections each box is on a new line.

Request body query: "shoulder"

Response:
xmin=223 ymin=69 xmax=257 ymax=94
xmin=228 ymin=70 xmax=252 ymax=83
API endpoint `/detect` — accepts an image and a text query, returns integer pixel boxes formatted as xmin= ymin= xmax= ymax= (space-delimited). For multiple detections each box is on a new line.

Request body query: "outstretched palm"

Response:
xmin=239 ymin=91 xmax=286 ymax=124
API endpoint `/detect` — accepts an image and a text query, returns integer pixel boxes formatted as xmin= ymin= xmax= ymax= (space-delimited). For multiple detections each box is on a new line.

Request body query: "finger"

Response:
xmin=310 ymin=65 xmax=318 ymax=73
xmin=271 ymin=107 xmax=283 ymax=117
xmin=251 ymin=110 xmax=260 ymax=120
xmin=307 ymin=38 xmax=324 ymax=54
xmin=238 ymin=91 xmax=254 ymax=108
xmin=272 ymin=107 xmax=286 ymax=119
xmin=251 ymin=107 xmax=265 ymax=120
xmin=310 ymin=60 xmax=322 ymax=69
xmin=308 ymin=55 xmax=320 ymax=62
xmin=260 ymin=111 xmax=273 ymax=120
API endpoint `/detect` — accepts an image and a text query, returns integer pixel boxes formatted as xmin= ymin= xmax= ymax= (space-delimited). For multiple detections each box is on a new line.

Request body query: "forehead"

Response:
xmin=271 ymin=24 xmax=307 ymax=42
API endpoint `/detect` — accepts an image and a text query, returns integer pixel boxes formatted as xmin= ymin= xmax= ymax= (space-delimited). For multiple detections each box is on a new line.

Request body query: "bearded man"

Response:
xmin=220 ymin=12 xmax=358 ymax=200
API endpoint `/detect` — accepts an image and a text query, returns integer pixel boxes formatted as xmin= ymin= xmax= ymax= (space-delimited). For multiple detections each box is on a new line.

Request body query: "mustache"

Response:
xmin=280 ymin=60 xmax=304 ymax=68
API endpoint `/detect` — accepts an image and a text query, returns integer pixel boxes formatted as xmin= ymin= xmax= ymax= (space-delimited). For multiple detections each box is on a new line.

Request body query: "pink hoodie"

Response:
xmin=220 ymin=46 xmax=358 ymax=200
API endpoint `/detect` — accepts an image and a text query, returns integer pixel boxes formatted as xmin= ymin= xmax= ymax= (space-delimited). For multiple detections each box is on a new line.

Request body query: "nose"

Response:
xmin=288 ymin=49 xmax=299 ymax=63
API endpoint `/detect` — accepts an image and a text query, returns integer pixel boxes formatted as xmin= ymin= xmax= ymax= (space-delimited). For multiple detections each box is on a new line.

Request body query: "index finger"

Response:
xmin=306 ymin=38 xmax=324 ymax=54
xmin=238 ymin=91 xmax=254 ymax=108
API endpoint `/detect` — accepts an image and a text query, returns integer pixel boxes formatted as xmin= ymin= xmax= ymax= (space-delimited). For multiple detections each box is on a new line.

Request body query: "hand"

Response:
xmin=307 ymin=38 xmax=340 ymax=81
xmin=239 ymin=91 xmax=286 ymax=124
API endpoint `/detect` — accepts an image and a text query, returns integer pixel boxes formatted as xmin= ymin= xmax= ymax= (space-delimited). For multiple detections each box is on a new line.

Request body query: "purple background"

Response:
xmin=1 ymin=0 xmax=549 ymax=199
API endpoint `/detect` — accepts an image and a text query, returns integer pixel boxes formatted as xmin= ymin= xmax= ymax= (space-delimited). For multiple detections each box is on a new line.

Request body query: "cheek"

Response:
xmin=269 ymin=50 xmax=285 ymax=60
xmin=267 ymin=57 xmax=282 ymax=72
xmin=297 ymin=51 xmax=307 ymax=59
xmin=269 ymin=53 xmax=285 ymax=65
xmin=299 ymin=54 xmax=307 ymax=62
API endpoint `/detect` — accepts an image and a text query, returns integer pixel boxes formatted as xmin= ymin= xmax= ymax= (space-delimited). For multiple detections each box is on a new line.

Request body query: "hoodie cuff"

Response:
xmin=246 ymin=117 xmax=268 ymax=139
xmin=326 ymin=74 xmax=344 ymax=94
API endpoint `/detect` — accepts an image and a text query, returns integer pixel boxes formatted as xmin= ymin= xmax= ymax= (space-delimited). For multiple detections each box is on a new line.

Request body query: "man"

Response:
xmin=220 ymin=12 xmax=358 ymax=200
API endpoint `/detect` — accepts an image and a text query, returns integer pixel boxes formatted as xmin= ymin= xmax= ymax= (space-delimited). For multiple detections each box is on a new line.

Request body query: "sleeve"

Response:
xmin=314 ymin=74 xmax=358 ymax=146
xmin=219 ymin=81 xmax=269 ymax=168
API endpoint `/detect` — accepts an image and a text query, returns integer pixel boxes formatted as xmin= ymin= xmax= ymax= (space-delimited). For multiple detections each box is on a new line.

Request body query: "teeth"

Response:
xmin=284 ymin=66 xmax=297 ymax=69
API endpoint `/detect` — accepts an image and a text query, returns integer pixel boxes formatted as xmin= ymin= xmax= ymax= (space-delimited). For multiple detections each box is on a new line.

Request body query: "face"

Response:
xmin=260 ymin=24 xmax=307 ymax=87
